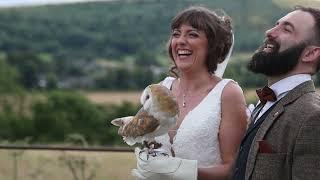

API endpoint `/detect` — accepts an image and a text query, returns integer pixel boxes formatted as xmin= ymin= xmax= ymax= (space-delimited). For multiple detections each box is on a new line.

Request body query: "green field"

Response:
xmin=84 ymin=88 xmax=260 ymax=106
xmin=0 ymin=150 xmax=136 ymax=180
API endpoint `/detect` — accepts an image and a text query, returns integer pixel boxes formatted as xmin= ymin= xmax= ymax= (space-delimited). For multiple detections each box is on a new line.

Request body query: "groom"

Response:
xmin=232 ymin=6 xmax=320 ymax=180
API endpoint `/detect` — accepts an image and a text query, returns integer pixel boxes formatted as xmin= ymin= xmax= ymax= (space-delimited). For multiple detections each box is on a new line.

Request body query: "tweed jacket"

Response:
xmin=245 ymin=80 xmax=320 ymax=180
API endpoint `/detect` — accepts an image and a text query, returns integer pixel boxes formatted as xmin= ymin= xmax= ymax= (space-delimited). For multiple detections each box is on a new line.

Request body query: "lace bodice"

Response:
xmin=156 ymin=76 xmax=233 ymax=167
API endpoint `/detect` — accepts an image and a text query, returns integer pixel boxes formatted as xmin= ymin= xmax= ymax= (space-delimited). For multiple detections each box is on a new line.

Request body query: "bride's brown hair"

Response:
xmin=167 ymin=6 xmax=233 ymax=77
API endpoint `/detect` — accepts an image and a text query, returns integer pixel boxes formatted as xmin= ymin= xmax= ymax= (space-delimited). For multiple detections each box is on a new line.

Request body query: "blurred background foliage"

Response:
xmin=0 ymin=0 xmax=319 ymax=146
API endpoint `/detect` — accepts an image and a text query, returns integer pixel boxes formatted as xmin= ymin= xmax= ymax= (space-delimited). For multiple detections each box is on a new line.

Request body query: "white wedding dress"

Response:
xmin=156 ymin=76 xmax=233 ymax=168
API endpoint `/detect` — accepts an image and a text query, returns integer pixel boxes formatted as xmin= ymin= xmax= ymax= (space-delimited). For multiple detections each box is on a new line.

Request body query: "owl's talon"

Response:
xmin=160 ymin=152 xmax=169 ymax=157
xmin=138 ymin=148 xmax=150 ymax=160
xmin=149 ymin=141 xmax=162 ymax=149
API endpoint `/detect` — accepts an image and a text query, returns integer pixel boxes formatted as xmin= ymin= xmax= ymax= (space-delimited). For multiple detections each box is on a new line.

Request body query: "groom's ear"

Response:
xmin=301 ymin=45 xmax=320 ymax=63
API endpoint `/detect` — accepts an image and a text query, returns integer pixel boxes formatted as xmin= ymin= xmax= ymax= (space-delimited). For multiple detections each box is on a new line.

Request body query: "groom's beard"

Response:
xmin=247 ymin=42 xmax=306 ymax=76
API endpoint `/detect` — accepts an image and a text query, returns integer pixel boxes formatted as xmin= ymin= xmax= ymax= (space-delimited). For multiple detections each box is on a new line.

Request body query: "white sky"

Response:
xmin=0 ymin=0 xmax=117 ymax=8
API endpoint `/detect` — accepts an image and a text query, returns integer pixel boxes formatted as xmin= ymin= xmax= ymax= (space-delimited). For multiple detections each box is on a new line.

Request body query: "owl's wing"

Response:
xmin=111 ymin=116 xmax=134 ymax=136
xmin=122 ymin=108 xmax=160 ymax=138
xmin=111 ymin=116 xmax=133 ymax=127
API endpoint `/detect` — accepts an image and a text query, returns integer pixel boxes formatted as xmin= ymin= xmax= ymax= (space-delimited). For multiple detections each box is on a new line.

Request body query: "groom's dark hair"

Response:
xmin=295 ymin=6 xmax=320 ymax=45
xmin=294 ymin=6 xmax=320 ymax=72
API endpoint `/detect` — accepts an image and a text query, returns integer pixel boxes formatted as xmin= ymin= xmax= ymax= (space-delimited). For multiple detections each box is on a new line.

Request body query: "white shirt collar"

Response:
xmin=269 ymin=74 xmax=311 ymax=98
xmin=254 ymin=74 xmax=311 ymax=123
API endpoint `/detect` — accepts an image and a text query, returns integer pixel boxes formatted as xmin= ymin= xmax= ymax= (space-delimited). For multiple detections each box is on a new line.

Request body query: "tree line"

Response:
xmin=0 ymin=0 xmax=289 ymax=90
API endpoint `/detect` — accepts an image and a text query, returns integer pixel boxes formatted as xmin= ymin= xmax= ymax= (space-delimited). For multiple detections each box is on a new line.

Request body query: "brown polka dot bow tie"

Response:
xmin=256 ymin=86 xmax=277 ymax=105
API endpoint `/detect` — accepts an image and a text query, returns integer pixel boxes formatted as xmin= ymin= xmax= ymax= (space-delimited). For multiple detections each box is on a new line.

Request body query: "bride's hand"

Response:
xmin=132 ymin=147 xmax=198 ymax=180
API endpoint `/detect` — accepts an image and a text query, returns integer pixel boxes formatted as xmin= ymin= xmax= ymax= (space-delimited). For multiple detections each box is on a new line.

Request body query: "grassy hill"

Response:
xmin=0 ymin=0 xmax=290 ymax=61
xmin=2 ymin=0 xmax=317 ymax=90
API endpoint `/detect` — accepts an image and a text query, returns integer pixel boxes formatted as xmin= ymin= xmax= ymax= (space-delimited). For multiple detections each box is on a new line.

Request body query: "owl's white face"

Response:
xmin=140 ymin=84 xmax=179 ymax=119
xmin=140 ymin=85 xmax=153 ymax=111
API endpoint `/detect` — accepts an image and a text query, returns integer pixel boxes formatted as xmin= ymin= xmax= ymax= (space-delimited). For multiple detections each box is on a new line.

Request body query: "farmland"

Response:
xmin=0 ymin=150 xmax=136 ymax=180
xmin=84 ymin=88 xmax=260 ymax=106
xmin=85 ymin=91 xmax=141 ymax=105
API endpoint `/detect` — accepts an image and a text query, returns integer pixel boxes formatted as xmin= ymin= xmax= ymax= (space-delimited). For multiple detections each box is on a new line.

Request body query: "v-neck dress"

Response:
xmin=156 ymin=76 xmax=233 ymax=167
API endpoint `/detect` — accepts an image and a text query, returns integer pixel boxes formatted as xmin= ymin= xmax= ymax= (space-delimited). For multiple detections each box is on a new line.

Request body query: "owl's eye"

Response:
xmin=146 ymin=95 xmax=150 ymax=100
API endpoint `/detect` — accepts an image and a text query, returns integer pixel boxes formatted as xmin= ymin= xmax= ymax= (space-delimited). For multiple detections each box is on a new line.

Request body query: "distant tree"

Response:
xmin=0 ymin=57 xmax=20 ymax=93
xmin=224 ymin=58 xmax=266 ymax=88
xmin=135 ymin=51 xmax=159 ymax=66
xmin=6 ymin=52 xmax=53 ymax=89
xmin=0 ymin=107 xmax=33 ymax=141
xmin=32 ymin=91 xmax=106 ymax=143
xmin=133 ymin=67 xmax=157 ymax=88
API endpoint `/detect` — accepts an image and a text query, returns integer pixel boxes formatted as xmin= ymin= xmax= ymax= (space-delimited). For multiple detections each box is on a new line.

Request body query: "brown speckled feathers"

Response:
xmin=121 ymin=108 xmax=160 ymax=138
xmin=150 ymin=84 xmax=179 ymax=116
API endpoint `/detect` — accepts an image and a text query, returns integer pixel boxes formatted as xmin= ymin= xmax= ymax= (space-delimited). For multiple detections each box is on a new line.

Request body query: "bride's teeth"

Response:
xmin=178 ymin=49 xmax=192 ymax=55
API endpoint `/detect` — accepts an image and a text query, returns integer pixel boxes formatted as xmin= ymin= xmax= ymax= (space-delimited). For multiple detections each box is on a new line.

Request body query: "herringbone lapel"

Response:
xmin=245 ymin=80 xmax=315 ymax=180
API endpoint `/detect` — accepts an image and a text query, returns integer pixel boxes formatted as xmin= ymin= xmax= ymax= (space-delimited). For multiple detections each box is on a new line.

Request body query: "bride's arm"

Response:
xmin=198 ymin=82 xmax=247 ymax=180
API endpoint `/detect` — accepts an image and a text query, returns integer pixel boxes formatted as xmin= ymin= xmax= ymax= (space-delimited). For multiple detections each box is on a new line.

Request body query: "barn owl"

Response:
xmin=111 ymin=84 xmax=179 ymax=150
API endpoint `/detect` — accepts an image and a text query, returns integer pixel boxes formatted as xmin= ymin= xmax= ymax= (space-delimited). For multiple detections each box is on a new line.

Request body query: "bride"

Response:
xmin=133 ymin=6 xmax=248 ymax=180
